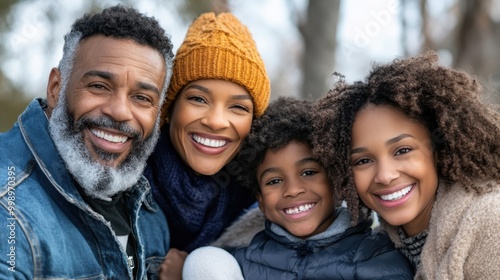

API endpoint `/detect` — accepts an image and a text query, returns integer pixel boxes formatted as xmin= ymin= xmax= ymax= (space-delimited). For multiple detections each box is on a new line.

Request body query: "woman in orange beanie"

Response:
xmin=143 ymin=12 xmax=270 ymax=278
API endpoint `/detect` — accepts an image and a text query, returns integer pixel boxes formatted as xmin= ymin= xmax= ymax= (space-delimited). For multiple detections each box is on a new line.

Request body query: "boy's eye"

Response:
xmin=265 ymin=178 xmax=282 ymax=185
xmin=301 ymin=170 xmax=318 ymax=177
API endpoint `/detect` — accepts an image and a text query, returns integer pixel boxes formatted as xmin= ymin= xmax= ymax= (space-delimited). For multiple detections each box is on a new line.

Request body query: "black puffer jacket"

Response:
xmin=232 ymin=208 xmax=414 ymax=280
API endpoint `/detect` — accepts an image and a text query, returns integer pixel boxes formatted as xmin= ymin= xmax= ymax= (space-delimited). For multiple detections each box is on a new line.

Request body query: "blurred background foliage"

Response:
xmin=1 ymin=0 xmax=499 ymax=131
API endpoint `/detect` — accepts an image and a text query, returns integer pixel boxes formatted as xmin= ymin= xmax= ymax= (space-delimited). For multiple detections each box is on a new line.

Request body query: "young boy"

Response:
xmin=182 ymin=97 xmax=414 ymax=280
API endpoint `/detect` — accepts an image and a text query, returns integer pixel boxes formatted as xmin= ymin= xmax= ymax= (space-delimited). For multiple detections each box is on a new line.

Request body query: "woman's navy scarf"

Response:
xmin=144 ymin=125 xmax=255 ymax=252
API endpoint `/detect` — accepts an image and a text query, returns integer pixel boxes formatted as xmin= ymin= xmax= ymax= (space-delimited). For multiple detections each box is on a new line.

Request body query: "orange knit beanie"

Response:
xmin=161 ymin=12 xmax=270 ymax=124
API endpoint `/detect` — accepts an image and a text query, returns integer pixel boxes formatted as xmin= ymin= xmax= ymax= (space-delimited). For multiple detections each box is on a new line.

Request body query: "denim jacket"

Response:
xmin=0 ymin=98 xmax=169 ymax=279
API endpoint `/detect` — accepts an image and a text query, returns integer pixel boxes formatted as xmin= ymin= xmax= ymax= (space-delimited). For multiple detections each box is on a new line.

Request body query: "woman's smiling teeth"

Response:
xmin=193 ymin=134 xmax=227 ymax=148
xmin=284 ymin=203 xmax=315 ymax=215
xmin=91 ymin=129 xmax=128 ymax=143
xmin=380 ymin=185 xmax=413 ymax=201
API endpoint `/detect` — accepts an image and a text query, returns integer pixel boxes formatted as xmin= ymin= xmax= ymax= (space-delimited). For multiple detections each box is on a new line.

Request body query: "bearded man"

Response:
xmin=0 ymin=5 xmax=174 ymax=279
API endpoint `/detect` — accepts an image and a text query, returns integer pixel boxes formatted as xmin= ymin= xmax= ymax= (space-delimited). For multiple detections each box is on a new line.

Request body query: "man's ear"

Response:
xmin=46 ymin=67 xmax=62 ymax=117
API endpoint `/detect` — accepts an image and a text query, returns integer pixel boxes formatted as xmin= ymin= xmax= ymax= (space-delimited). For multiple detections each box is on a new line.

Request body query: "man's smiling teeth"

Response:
xmin=380 ymin=185 xmax=413 ymax=201
xmin=193 ymin=134 xmax=226 ymax=148
xmin=284 ymin=203 xmax=315 ymax=215
xmin=91 ymin=129 xmax=128 ymax=143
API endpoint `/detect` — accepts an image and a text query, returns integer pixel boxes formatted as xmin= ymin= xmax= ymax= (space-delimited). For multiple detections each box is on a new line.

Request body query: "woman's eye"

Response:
xmin=188 ymin=95 xmax=207 ymax=104
xmin=395 ymin=147 xmax=412 ymax=156
xmin=231 ymin=104 xmax=250 ymax=113
xmin=353 ymin=158 xmax=372 ymax=166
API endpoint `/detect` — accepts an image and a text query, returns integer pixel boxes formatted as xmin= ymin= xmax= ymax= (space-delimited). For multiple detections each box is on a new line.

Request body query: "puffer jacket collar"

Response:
xmin=265 ymin=207 xmax=373 ymax=250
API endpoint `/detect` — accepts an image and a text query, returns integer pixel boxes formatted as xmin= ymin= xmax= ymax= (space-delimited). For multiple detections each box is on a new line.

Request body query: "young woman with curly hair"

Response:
xmin=311 ymin=51 xmax=500 ymax=279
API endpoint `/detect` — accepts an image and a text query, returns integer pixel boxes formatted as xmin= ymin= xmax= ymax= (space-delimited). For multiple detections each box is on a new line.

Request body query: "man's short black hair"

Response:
xmin=70 ymin=5 xmax=173 ymax=59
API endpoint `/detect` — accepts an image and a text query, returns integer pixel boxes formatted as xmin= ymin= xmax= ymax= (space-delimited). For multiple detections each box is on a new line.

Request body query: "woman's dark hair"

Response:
xmin=311 ymin=51 xmax=500 ymax=223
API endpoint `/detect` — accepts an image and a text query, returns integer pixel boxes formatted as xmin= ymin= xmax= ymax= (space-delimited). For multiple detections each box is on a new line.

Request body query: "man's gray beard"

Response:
xmin=48 ymin=91 xmax=160 ymax=201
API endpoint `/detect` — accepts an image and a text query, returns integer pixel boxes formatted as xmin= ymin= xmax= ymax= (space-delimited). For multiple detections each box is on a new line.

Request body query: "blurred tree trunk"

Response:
xmin=419 ymin=0 xmax=500 ymax=103
xmin=453 ymin=0 xmax=500 ymax=102
xmin=418 ymin=0 xmax=434 ymax=52
xmin=179 ymin=0 xmax=229 ymax=21
xmin=212 ymin=0 xmax=229 ymax=13
xmin=400 ymin=0 xmax=409 ymax=56
xmin=299 ymin=0 xmax=340 ymax=100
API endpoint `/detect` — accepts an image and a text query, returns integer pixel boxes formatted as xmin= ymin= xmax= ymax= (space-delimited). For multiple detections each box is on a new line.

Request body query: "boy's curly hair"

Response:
xmin=236 ymin=97 xmax=315 ymax=194
xmin=311 ymin=51 xmax=500 ymax=224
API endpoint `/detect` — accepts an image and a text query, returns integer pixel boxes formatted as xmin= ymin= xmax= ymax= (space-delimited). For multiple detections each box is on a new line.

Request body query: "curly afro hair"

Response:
xmin=311 ymin=51 xmax=500 ymax=224
xmin=235 ymin=96 xmax=315 ymax=195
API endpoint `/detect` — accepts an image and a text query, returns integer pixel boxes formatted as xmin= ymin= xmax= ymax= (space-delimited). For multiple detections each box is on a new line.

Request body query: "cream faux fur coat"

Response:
xmin=383 ymin=181 xmax=500 ymax=280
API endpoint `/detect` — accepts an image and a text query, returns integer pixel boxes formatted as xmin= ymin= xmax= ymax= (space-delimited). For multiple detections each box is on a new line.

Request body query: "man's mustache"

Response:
xmin=73 ymin=115 xmax=143 ymax=143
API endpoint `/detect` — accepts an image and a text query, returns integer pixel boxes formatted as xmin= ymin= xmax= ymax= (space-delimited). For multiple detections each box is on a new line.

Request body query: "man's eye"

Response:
xmin=135 ymin=95 xmax=150 ymax=102
xmin=89 ymin=84 xmax=106 ymax=90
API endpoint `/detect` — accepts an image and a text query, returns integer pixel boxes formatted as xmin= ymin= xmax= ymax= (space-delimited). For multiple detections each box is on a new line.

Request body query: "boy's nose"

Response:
xmin=283 ymin=179 xmax=306 ymax=198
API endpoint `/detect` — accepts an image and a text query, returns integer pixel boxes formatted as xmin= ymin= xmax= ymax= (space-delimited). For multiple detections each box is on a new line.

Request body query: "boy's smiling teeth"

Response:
xmin=193 ymin=134 xmax=226 ymax=148
xmin=91 ymin=129 xmax=128 ymax=143
xmin=380 ymin=185 xmax=413 ymax=201
xmin=284 ymin=203 xmax=315 ymax=215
